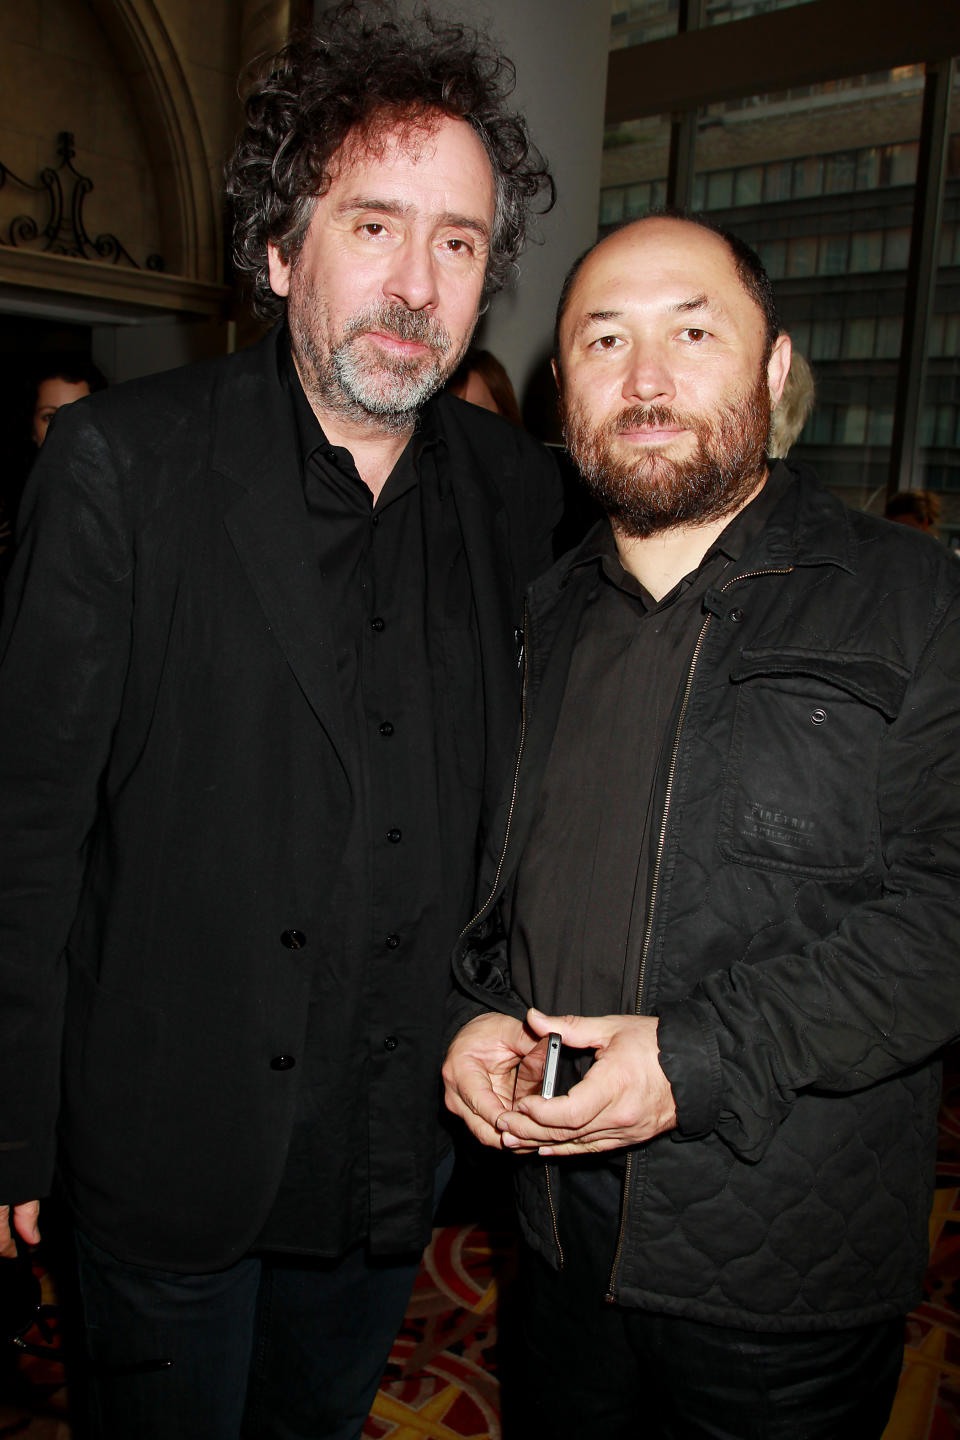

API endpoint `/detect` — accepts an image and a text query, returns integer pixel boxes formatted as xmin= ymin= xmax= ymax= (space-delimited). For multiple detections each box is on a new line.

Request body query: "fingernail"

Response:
xmin=501 ymin=1133 xmax=520 ymax=1148
xmin=538 ymin=1147 xmax=554 ymax=1157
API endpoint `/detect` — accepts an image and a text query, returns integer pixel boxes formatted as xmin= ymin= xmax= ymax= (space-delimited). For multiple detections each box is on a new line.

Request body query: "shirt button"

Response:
xmin=379 ymin=721 xmax=394 ymax=737
xmin=270 ymin=1055 xmax=296 ymax=1071
xmin=730 ymin=607 xmax=744 ymax=622
xmin=371 ymin=616 xmax=385 ymax=632
xmin=385 ymin=933 xmax=401 ymax=949
xmin=387 ymin=828 xmax=402 ymax=843
xmin=280 ymin=930 xmax=307 ymax=949
xmin=383 ymin=1036 xmax=399 ymax=1051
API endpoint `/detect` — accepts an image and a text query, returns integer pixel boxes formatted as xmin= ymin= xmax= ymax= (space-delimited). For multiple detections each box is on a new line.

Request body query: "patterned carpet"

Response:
xmin=4 ymin=1058 xmax=960 ymax=1438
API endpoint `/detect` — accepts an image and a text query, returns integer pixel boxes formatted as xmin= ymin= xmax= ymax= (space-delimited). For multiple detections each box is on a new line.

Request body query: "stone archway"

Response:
xmin=88 ymin=0 xmax=220 ymax=283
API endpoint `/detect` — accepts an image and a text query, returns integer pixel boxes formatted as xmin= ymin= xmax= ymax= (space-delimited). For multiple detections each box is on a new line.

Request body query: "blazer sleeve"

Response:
xmin=0 ymin=403 xmax=134 ymax=1202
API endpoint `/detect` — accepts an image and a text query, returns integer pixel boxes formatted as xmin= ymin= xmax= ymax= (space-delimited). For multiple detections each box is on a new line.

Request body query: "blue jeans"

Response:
xmin=73 ymin=1202 xmax=440 ymax=1440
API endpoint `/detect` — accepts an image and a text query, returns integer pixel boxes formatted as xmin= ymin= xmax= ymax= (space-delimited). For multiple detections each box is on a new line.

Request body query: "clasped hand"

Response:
xmin=442 ymin=1006 xmax=677 ymax=1157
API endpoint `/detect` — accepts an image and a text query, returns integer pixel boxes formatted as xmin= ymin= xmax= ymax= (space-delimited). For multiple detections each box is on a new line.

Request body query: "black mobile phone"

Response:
xmin=540 ymin=1032 xmax=562 ymax=1099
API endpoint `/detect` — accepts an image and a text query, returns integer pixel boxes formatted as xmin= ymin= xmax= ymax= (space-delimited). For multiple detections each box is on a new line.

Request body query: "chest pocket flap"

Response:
xmin=719 ymin=648 xmax=909 ymax=878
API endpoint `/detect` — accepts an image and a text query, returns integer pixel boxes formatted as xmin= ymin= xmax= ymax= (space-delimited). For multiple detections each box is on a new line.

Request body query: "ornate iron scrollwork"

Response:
xmin=0 ymin=131 xmax=164 ymax=271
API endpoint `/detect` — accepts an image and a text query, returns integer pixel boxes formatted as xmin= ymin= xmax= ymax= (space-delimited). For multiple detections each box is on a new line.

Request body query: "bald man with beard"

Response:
xmin=444 ymin=215 xmax=960 ymax=1439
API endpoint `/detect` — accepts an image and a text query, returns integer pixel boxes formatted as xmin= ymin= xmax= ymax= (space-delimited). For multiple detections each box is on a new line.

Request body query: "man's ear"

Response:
xmin=267 ymin=242 xmax=292 ymax=299
xmin=766 ymin=332 xmax=792 ymax=408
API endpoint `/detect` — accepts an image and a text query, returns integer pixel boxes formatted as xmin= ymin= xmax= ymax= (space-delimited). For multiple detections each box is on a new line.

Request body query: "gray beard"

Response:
xmin=563 ymin=371 xmax=772 ymax=539
xmin=290 ymin=294 xmax=467 ymax=434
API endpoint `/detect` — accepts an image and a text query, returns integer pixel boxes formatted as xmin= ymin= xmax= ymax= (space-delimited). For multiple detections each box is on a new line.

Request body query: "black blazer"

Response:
xmin=0 ymin=326 xmax=559 ymax=1270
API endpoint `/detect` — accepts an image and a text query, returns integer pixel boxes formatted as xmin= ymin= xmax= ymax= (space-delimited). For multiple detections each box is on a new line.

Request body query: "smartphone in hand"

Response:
xmin=540 ymin=1032 xmax=562 ymax=1099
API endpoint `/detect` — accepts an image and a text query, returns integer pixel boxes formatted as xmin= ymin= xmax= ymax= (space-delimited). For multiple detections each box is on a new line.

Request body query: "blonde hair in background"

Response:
xmin=769 ymin=350 xmax=815 ymax=458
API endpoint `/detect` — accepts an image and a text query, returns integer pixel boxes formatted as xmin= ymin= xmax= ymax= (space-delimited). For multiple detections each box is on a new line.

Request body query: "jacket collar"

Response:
xmin=751 ymin=460 xmax=859 ymax=575
xmin=541 ymin=460 xmax=859 ymax=611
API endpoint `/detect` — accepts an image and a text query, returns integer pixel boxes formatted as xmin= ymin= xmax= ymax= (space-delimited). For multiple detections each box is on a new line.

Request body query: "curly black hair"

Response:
xmin=226 ymin=1 xmax=554 ymax=320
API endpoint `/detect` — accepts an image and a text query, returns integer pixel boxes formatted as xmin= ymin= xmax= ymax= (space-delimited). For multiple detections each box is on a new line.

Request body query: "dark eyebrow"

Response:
xmin=336 ymin=196 xmax=490 ymax=242
xmin=675 ymin=293 xmax=713 ymax=314
xmin=571 ymin=309 xmax=621 ymax=340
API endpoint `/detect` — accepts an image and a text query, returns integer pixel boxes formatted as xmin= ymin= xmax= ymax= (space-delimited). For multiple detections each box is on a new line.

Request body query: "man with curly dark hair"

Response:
xmin=0 ymin=5 xmax=558 ymax=1437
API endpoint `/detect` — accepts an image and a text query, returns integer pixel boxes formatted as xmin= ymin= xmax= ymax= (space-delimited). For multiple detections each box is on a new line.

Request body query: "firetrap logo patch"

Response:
xmin=741 ymin=801 xmax=817 ymax=852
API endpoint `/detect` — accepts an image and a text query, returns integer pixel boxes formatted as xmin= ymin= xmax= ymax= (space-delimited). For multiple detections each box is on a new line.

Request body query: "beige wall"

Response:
xmin=0 ymin=0 xmax=166 ymax=267
xmin=0 ymin=0 xmax=265 ymax=284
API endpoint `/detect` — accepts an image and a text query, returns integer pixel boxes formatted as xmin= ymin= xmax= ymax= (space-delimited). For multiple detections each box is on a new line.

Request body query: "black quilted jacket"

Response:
xmin=452 ymin=463 xmax=960 ymax=1331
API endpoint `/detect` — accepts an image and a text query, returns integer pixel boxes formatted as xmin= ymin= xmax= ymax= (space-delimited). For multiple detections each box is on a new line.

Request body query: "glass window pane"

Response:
xmin=856 ymin=149 xmax=881 ymax=190
xmin=757 ymin=240 xmax=787 ymax=279
xmin=867 ymin=409 xmax=894 ymax=447
xmin=702 ymin=0 xmax=820 ymax=28
xmin=805 ymin=405 xmax=834 ymax=445
xmin=792 ymin=156 xmax=824 ymax=198
xmin=706 ymin=170 xmax=734 ymax=208
xmin=887 ymin=142 xmax=918 ymax=186
xmin=849 ymin=232 xmax=884 ymax=272
xmin=624 ymin=182 xmax=651 ymax=218
xmin=843 ymin=319 xmax=876 ymax=359
xmin=819 ymin=235 xmax=849 ymax=275
xmin=788 ymin=320 xmax=811 ymax=355
xmin=841 ymin=405 xmax=868 ymax=445
xmin=599 ymin=111 xmax=670 ymax=236
xmin=810 ymin=320 xmax=842 ymax=361
xmin=883 ymin=228 xmax=911 ymax=270
xmin=786 ymin=237 xmax=818 ymax=277
xmin=876 ymin=316 xmax=903 ymax=358
xmin=599 ymin=189 xmax=625 ymax=226
xmin=610 ymin=0 xmax=679 ymax=48
xmin=733 ymin=166 xmax=764 ymax=206
xmin=764 ymin=162 xmax=793 ymax=202
xmin=934 ymin=406 xmax=956 ymax=447
xmin=824 ymin=152 xmax=857 ymax=194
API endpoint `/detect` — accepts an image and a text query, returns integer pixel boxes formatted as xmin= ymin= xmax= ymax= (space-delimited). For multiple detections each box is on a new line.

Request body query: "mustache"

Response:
xmin=610 ymin=404 xmax=699 ymax=435
xmin=342 ymin=304 xmax=452 ymax=354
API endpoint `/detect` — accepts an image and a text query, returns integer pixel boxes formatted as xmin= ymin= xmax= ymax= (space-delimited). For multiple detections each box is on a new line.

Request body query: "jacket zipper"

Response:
xmin=454 ymin=605 xmax=567 ymax=1265
xmin=605 ymin=566 xmax=793 ymax=1302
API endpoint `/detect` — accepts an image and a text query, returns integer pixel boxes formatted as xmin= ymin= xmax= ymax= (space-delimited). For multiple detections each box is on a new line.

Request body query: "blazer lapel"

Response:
xmin=211 ymin=331 xmax=350 ymax=768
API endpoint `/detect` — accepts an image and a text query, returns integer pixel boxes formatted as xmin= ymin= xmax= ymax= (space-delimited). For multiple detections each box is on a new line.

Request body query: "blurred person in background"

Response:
xmin=29 ymin=355 xmax=107 ymax=449
xmin=448 ymin=346 xmax=523 ymax=424
xmin=0 ymin=355 xmax=106 ymax=590
xmin=885 ymin=488 xmax=941 ymax=533
xmin=768 ymin=348 xmax=814 ymax=458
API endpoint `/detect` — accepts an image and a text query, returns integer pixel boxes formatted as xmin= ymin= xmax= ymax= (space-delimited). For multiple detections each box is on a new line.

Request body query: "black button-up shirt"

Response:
xmin=507 ymin=464 xmax=794 ymax=1024
xmin=257 ymin=346 xmax=475 ymax=1255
